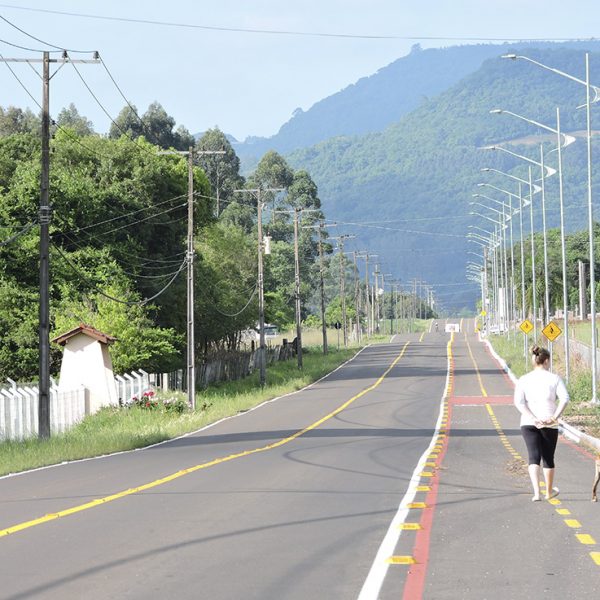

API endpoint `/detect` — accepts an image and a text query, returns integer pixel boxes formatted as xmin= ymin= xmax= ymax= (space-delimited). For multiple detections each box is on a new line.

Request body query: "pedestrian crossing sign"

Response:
xmin=519 ymin=319 xmax=534 ymax=335
xmin=542 ymin=321 xmax=562 ymax=342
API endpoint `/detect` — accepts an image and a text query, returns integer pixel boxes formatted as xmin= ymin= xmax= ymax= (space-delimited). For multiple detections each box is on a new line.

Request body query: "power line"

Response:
xmin=213 ymin=284 xmax=258 ymax=317
xmin=57 ymin=191 xmax=189 ymax=236
xmin=52 ymin=241 xmax=188 ymax=306
xmin=0 ymin=13 xmax=95 ymax=52
xmin=69 ymin=60 xmax=157 ymax=158
xmin=0 ymin=5 xmax=593 ymax=43
xmin=0 ymin=35 xmax=47 ymax=53
xmin=0 ymin=221 xmax=35 ymax=245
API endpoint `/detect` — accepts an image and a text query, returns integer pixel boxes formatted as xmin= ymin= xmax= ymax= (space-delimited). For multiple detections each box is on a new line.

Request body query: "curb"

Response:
xmin=481 ymin=335 xmax=600 ymax=457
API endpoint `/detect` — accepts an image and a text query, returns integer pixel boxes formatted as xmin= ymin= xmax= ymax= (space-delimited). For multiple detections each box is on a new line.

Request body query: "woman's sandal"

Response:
xmin=531 ymin=495 xmax=541 ymax=502
xmin=545 ymin=487 xmax=559 ymax=500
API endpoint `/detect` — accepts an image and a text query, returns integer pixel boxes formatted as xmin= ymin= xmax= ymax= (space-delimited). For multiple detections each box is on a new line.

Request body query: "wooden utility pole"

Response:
xmin=353 ymin=251 xmax=361 ymax=343
xmin=0 ymin=51 xmax=100 ymax=438
xmin=318 ymin=222 xmax=328 ymax=354
xmin=235 ymin=187 xmax=285 ymax=386
xmin=293 ymin=208 xmax=303 ymax=369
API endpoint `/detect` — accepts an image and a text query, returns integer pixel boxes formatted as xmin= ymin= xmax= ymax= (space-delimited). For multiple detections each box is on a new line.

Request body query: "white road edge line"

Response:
xmin=357 ymin=340 xmax=451 ymax=599
xmin=0 ymin=346 xmax=372 ymax=481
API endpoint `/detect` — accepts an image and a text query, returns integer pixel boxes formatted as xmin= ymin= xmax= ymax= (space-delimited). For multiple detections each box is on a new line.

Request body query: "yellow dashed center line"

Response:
xmin=485 ymin=403 xmax=599 ymax=566
xmin=465 ymin=336 xmax=487 ymax=397
xmin=1 ymin=342 xmax=412 ymax=539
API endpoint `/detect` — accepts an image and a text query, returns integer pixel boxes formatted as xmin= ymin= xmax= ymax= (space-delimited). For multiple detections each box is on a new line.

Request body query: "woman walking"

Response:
xmin=514 ymin=346 xmax=569 ymax=502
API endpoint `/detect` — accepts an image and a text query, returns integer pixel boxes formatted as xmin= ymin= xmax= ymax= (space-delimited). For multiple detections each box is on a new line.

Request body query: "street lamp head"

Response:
xmin=481 ymin=168 xmax=490 ymax=172
xmin=501 ymin=54 xmax=517 ymax=60
xmin=489 ymin=109 xmax=503 ymax=114
xmin=481 ymin=145 xmax=497 ymax=151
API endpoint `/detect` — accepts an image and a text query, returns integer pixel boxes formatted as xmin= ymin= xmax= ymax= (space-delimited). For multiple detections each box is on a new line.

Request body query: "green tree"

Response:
xmin=56 ymin=103 xmax=94 ymax=136
xmin=0 ymin=105 xmax=39 ymax=136
xmin=196 ymin=128 xmax=245 ymax=220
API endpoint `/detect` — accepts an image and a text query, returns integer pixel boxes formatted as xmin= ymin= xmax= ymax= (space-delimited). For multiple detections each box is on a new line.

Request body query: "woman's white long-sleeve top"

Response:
xmin=513 ymin=368 xmax=569 ymax=428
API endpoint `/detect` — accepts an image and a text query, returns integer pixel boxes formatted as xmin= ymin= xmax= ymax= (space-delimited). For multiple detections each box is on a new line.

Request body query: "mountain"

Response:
xmin=235 ymin=41 xmax=600 ymax=175
xmin=286 ymin=46 xmax=600 ymax=313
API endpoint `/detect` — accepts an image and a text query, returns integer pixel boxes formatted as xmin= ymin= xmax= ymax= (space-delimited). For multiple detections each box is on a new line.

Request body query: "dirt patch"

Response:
xmin=505 ymin=456 xmax=528 ymax=479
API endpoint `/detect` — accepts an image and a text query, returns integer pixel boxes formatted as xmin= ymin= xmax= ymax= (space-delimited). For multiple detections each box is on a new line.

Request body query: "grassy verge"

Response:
xmin=486 ymin=333 xmax=600 ymax=439
xmin=0 ymin=346 xmax=359 ymax=477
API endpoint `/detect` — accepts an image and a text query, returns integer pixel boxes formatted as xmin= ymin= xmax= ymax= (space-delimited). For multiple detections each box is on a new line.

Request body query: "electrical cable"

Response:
xmin=52 ymin=241 xmax=187 ymax=306
xmin=212 ymin=284 xmax=258 ymax=317
xmin=0 ymin=35 xmax=47 ymax=53
xmin=0 ymin=221 xmax=35 ymax=245
xmin=0 ymin=5 xmax=592 ymax=43
xmin=0 ymin=51 xmax=115 ymax=161
xmin=99 ymin=57 xmax=171 ymax=149
xmin=57 ymin=191 xmax=189 ymax=236
xmin=69 ymin=60 xmax=158 ymax=158
xmin=0 ymin=13 xmax=95 ymax=52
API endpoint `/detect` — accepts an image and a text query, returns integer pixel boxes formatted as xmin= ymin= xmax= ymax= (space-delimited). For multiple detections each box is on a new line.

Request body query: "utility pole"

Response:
xmin=353 ymin=251 xmax=361 ymax=343
xmin=158 ymin=149 xmax=224 ymax=409
xmin=331 ymin=235 xmax=355 ymax=346
xmin=293 ymin=208 xmax=303 ymax=369
xmin=235 ymin=187 xmax=285 ymax=386
xmin=0 ymin=51 xmax=100 ymax=438
xmin=318 ymin=222 xmax=328 ymax=354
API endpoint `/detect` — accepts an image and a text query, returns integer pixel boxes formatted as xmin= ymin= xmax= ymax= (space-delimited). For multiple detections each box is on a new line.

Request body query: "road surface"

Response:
xmin=1 ymin=322 xmax=598 ymax=598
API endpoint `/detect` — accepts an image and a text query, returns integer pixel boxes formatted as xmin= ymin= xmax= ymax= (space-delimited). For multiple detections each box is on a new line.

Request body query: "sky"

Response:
xmin=1 ymin=1 xmax=600 ymax=141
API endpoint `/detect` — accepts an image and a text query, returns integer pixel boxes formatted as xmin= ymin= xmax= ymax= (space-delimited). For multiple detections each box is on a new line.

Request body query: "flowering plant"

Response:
xmin=131 ymin=390 xmax=159 ymax=410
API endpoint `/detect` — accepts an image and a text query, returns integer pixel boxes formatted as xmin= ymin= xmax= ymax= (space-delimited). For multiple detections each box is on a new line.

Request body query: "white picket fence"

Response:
xmin=0 ymin=369 xmax=151 ymax=442
xmin=0 ymin=382 xmax=87 ymax=441
xmin=114 ymin=369 xmax=150 ymax=404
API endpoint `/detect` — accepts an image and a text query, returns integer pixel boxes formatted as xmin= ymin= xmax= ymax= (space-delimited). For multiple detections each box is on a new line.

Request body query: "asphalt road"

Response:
xmin=1 ymin=323 xmax=599 ymax=599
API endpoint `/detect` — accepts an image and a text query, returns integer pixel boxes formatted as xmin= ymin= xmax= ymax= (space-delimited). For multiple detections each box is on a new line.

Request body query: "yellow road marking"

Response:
xmin=387 ymin=556 xmax=416 ymax=565
xmin=576 ymin=534 xmax=596 ymax=545
xmin=556 ymin=509 xmax=571 ymax=515
xmin=465 ymin=336 xmax=487 ymax=396
xmin=0 ymin=342 xmax=412 ymax=539
xmin=591 ymin=552 xmax=600 ymax=566
xmin=548 ymin=498 xmax=561 ymax=506
xmin=416 ymin=486 xmax=431 ymax=492
xmin=407 ymin=502 xmax=427 ymax=509
xmin=565 ymin=519 xmax=582 ymax=528
xmin=419 ymin=471 xmax=434 ymax=478
xmin=399 ymin=523 xmax=422 ymax=530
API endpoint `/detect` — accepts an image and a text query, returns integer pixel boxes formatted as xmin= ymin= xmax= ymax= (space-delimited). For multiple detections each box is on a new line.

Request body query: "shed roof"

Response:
xmin=52 ymin=323 xmax=117 ymax=346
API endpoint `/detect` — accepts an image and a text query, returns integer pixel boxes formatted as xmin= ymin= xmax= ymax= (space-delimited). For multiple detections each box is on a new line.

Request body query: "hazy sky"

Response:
xmin=1 ymin=1 xmax=599 ymax=140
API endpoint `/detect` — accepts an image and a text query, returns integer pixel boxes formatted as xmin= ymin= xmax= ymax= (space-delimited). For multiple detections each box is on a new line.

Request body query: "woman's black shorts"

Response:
xmin=520 ymin=425 xmax=559 ymax=468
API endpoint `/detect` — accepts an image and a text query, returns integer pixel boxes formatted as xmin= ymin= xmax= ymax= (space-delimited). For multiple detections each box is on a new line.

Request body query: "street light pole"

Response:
xmin=503 ymin=51 xmax=598 ymax=400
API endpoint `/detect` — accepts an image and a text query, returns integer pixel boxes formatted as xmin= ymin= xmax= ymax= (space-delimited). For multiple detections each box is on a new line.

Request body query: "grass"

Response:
xmin=487 ymin=332 xmax=600 ymax=439
xmin=0 ymin=345 xmax=359 ymax=477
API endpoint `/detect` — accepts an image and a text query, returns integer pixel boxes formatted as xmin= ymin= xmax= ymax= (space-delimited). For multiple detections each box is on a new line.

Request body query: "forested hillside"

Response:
xmin=235 ymin=41 xmax=600 ymax=170
xmin=288 ymin=46 xmax=600 ymax=311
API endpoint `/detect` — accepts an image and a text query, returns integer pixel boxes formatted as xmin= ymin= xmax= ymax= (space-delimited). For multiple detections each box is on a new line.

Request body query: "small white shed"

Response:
xmin=52 ymin=324 xmax=118 ymax=415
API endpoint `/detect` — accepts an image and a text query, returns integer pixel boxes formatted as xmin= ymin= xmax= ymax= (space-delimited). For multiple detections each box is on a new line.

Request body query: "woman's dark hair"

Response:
xmin=531 ymin=345 xmax=551 ymax=365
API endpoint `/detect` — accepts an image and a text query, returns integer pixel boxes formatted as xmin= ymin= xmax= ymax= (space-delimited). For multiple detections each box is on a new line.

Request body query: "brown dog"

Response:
xmin=593 ymin=459 xmax=600 ymax=502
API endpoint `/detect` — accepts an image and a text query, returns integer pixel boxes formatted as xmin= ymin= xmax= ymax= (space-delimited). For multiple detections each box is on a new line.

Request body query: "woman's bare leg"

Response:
xmin=528 ymin=464 xmax=541 ymax=500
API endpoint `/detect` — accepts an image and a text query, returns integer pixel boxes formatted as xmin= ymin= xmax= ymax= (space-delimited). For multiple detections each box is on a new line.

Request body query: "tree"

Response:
xmin=0 ymin=105 xmax=39 ymax=136
xmin=196 ymin=128 xmax=245 ymax=219
xmin=56 ymin=103 xmax=94 ymax=136
xmin=109 ymin=102 xmax=193 ymax=150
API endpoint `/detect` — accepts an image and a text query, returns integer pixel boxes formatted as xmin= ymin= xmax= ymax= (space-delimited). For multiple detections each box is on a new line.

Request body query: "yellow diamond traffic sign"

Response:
xmin=542 ymin=321 xmax=562 ymax=342
xmin=519 ymin=319 xmax=534 ymax=335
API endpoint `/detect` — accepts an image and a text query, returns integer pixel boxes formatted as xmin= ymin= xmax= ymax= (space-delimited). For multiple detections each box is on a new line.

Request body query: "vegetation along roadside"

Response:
xmin=0 ymin=345 xmax=357 ymax=477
